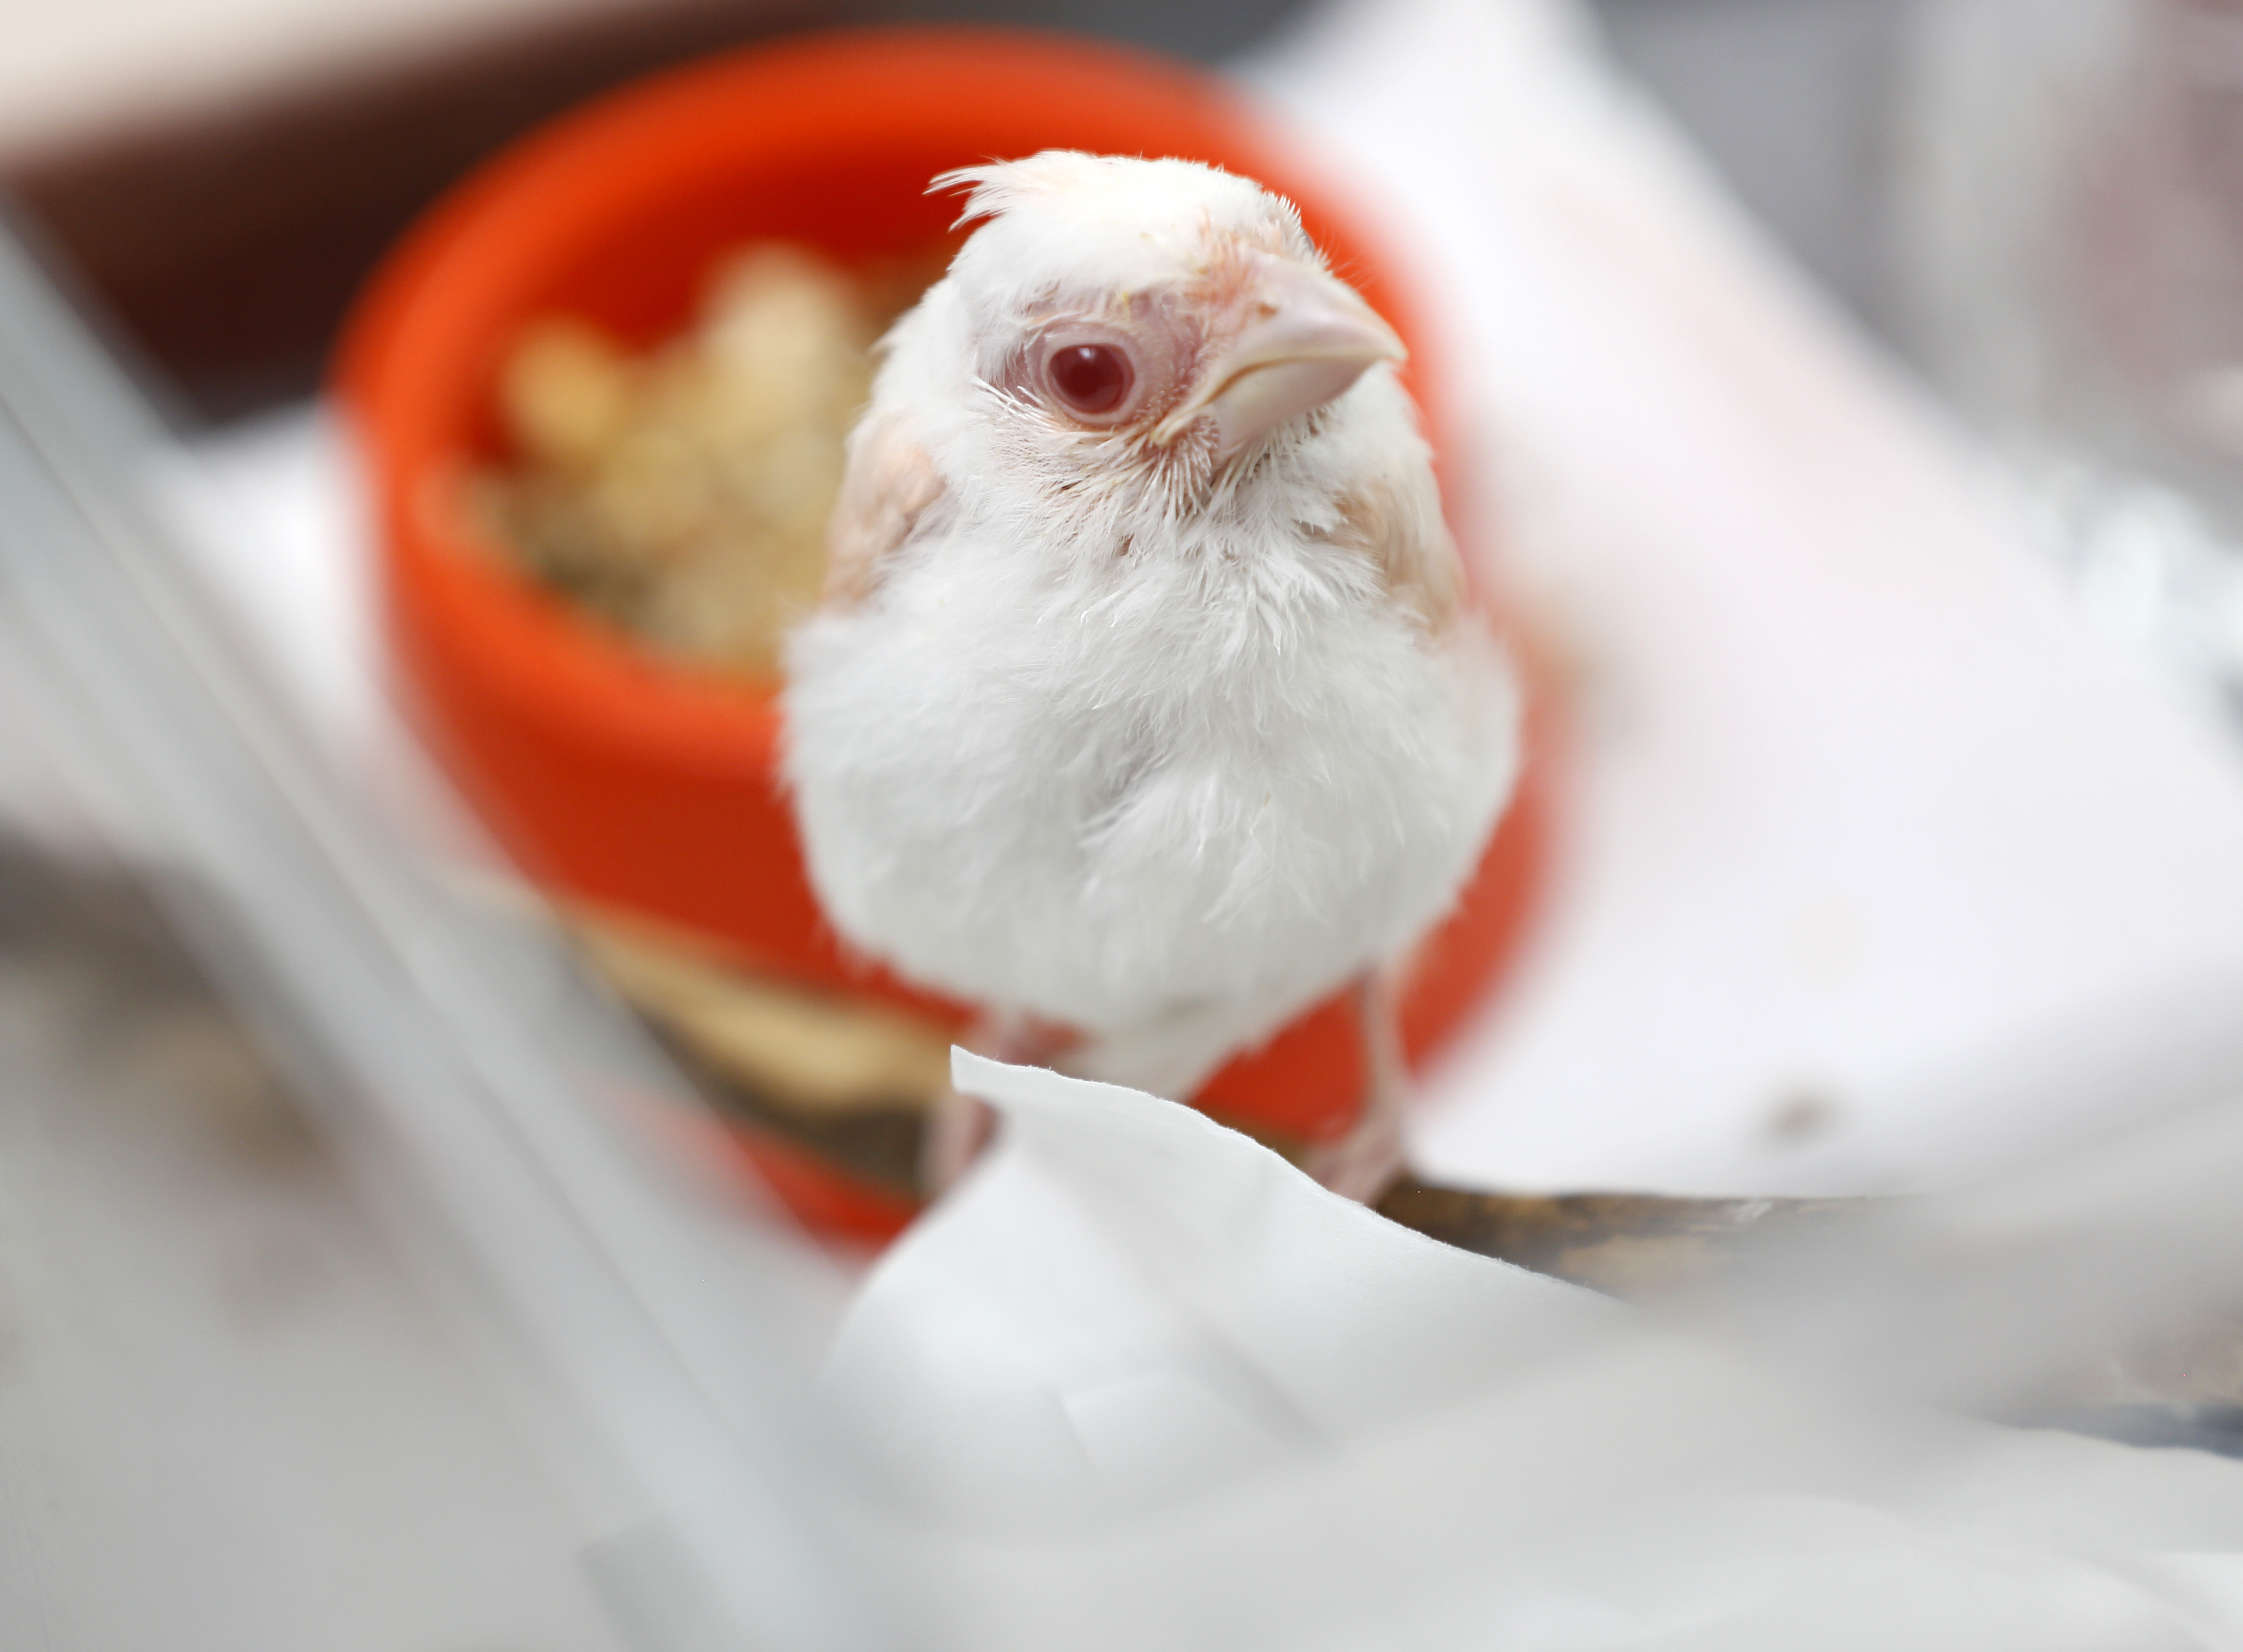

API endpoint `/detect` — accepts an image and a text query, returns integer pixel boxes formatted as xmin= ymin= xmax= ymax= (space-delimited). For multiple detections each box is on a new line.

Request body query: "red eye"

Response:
xmin=1047 ymin=343 xmax=1133 ymax=416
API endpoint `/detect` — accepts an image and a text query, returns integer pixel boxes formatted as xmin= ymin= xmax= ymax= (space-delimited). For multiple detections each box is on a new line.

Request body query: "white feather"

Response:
xmin=783 ymin=154 xmax=1520 ymax=1099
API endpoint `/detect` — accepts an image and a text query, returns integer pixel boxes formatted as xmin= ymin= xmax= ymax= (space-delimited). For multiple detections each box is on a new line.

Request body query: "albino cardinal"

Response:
xmin=783 ymin=152 xmax=1519 ymax=1199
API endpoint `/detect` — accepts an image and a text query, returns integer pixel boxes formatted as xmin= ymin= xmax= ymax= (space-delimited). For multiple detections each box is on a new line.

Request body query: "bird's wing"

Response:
xmin=1330 ymin=463 xmax=1468 ymax=635
xmin=823 ymin=407 xmax=946 ymax=607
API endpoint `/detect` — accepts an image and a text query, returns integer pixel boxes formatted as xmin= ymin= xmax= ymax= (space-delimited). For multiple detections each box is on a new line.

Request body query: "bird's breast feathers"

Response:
xmin=783 ymin=152 xmax=1517 ymax=1035
xmin=783 ymin=379 xmax=1516 ymax=1030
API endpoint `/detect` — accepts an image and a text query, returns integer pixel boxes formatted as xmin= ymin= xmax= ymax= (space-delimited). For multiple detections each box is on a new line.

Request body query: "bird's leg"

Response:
xmin=919 ymin=1010 xmax=1076 ymax=1198
xmin=919 ymin=1085 xmax=989 ymax=1200
xmin=1302 ymin=972 xmax=1411 ymax=1203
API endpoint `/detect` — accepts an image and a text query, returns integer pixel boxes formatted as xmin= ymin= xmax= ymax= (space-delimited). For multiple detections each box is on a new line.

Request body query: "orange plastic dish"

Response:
xmin=337 ymin=27 xmax=1550 ymax=1240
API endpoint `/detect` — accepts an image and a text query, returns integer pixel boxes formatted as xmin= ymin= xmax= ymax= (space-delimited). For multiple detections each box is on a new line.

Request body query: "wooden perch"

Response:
xmin=564 ymin=905 xmax=1881 ymax=1288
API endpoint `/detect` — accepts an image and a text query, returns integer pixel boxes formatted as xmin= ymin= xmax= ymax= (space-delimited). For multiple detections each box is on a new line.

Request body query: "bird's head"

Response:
xmin=926 ymin=152 xmax=1406 ymax=490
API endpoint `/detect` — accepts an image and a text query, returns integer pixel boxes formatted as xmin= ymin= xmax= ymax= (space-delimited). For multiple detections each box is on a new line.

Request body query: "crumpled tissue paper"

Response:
xmin=822 ymin=1052 xmax=2243 ymax=1651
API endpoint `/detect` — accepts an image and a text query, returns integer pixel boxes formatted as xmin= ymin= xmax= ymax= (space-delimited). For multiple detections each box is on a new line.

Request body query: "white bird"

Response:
xmin=782 ymin=151 xmax=1520 ymax=1199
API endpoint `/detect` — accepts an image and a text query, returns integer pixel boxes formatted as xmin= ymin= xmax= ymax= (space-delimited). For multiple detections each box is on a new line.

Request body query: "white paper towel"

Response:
xmin=821 ymin=1053 xmax=2243 ymax=1651
xmin=1246 ymin=0 xmax=2243 ymax=1199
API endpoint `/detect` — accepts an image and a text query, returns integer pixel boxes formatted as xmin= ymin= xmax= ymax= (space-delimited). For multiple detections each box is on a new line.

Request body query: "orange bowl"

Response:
xmin=337 ymin=26 xmax=1549 ymax=1231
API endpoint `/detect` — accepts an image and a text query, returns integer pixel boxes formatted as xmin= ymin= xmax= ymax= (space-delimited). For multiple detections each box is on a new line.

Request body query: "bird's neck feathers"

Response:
xmin=953 ymin=367 xmax=1406 ymax=580
xmin=879 ymin=279 xmax=1423 ymax=623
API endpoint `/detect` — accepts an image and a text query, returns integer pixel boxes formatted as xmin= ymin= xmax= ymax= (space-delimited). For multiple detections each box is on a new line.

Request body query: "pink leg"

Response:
xmin=1302 ymin=973 xmax=1410 ymax=1202
xmin=919 ymin=1011 xmax=1075 ymax=1198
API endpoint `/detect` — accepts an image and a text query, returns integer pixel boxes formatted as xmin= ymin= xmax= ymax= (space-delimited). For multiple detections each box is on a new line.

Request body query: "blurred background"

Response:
xmin=15 ymin=0 xmax=2243 ymax=1648
xmin=2 ymin=0 xmax=1904 ymax=420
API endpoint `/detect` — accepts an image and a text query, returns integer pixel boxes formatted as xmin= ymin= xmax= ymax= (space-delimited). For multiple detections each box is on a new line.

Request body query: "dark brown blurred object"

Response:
xmin=8 ymin=0 xmax=829 ymax=419
xmin=3 ymin=0 xmax=1308 ymax=422
xmin=0 ymin=833 xmax=311 ymax=1162
xmin=1373 ymin=1180 xmax=1866 ymax=1300
xmin=571 ymin=904 xmax=949 ymax=1199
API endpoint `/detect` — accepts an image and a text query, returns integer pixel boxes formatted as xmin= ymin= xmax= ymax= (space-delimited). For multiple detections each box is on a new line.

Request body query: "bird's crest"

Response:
xmin=934 ymin=151 xmax=1161 ymax=229
xmin=930 ymin=151 xmax=1277 ymax=235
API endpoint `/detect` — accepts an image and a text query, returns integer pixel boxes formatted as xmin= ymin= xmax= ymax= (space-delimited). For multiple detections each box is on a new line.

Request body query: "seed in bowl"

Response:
xmin=476 ymin=243 xmax=891 ymax=678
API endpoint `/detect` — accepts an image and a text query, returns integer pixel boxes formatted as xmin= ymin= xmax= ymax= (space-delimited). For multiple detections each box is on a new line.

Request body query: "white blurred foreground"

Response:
xmin=12 ymin=0 xmax=2243 ymax=1646
xmin=830 ymin=1053 xmax=2243 ymax=1650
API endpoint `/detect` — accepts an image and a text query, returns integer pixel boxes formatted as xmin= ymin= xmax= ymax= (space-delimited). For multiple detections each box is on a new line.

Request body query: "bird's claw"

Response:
xmin=1302 ymin=1105 xmax=1408 ymax=1204
xmin=920 ymin=1086 xmax=995 ymax=1199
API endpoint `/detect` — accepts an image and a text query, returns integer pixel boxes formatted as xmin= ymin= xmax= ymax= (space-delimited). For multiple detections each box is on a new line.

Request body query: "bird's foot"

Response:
xmin=918 ymin=1011 xmax=1078 ymax=1199
xmin=919 ymin=1084 xmax=995 ymax=1199
xmin=1301 ymin=1102 xmax=1408 ymax=1204
xmin=1301 ymin=971 xmax=1412 ymax=1203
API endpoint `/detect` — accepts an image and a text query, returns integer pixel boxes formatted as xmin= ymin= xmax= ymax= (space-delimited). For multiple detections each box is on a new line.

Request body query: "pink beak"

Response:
xmin=1155 ymin=256 xmax=1407 ymax=460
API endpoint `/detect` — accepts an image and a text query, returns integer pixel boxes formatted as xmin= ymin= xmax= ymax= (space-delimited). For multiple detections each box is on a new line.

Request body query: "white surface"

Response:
xmin=824 ymin=1052 xmax=2243 ymax=1650
xmin=1253 ymin=0 xmax=2243 ymax=1196
xmin=0 ymin=0 xmax=656 ymax=161
xmin=172 ymin=0 xmax=2243 ymax=1210
xmin=0 ymin=922 xmax=627 ymax=1652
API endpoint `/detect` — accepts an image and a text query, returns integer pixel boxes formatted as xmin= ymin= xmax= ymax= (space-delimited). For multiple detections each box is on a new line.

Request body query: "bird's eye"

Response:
xmin=1045 ymin=343 xmax=1134 ymax=417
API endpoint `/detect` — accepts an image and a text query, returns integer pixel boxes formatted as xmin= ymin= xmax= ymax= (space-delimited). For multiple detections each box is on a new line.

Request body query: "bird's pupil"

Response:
xmin=1050 ymin=344 xmax=1130 ymax=415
